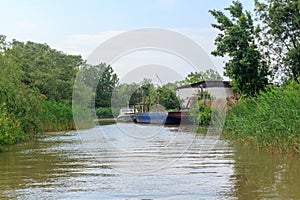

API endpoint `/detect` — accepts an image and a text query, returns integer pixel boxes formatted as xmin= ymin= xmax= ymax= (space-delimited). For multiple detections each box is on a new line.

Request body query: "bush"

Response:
xmin=189 ymin=92 xmax=213 ymax=126
xmin=0 ymin=103 xmax=27 ymax=151
xmin=189 ymin=103 xmax=212 ymax=126
xmin=96 ymin=107 xmax=114 ymax=118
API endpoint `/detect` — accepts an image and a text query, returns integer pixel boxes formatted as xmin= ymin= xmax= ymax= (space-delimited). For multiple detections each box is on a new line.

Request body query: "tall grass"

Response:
xmin=224 ymin=82 xmax=300 ymax=153
xmin=42 ymin=100 xmax=74 ymax=132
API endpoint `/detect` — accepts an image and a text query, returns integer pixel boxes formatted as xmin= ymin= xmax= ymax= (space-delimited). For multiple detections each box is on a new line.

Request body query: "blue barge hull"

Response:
xmin=135 ymin=113 xmax=168 ymax=124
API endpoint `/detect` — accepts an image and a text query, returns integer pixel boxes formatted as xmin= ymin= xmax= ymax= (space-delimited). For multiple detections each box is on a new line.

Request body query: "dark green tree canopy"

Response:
xmin=210 ymin=1 xmax=270 ymax=96
xmin=156 ymin=86 xmax=180 ymax=110
xmin=0 ymin=36 xmax=44 ymax=134
xmin=95 ymin=64 xmax=119 ymax=108
xmin=6 ymin=40 xmax=83 ymax=102
xmin=78 ymin=63 xmax=119 ymax=108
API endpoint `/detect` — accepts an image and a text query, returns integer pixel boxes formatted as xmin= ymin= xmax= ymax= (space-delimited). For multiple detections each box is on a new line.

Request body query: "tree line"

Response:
xmin=0 ymin=36 xmax=122 ymax=149
xmin=1 ymin=34 xmax=215 ymax=148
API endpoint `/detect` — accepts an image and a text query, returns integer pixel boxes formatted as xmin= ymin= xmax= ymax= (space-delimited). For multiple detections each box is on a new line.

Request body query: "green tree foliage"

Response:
xmin=112 ymin=83 xmax=140 ymax=108
xmin=113 ymin=79 xmax=180 ymax=112
xmin=210 ymin=1 xmax=270 ymax=96
xmin=95 ymin=107 xmax=119 ymax=118
xmin=6 ymin=40 xmax=83 ymax=102
xmin=0 ymin=36 xmax=43 ymax=134
xmin=95 ymin=63 xmax=119 ymax=108
xmin=129 ymin=80 xmax=156 ymax=111
xmin=255 ymin=0 xmax=300 ymax=82
xmin=78 ymin=63 xmax=119 ymax=108
xmin=0 ymin=35 xmax=87 ymax=147
xmin=73 ymin=63 xmax=119 ymax=125
xmin=156 ymin=86 xmax=181 ymax=110
xmin=185 ymin=69 xmax=223 ymax=84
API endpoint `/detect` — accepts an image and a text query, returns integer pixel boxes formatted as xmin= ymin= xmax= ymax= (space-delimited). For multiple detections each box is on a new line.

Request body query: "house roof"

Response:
xmin=175 ymin=80 xmax=232 ymax=90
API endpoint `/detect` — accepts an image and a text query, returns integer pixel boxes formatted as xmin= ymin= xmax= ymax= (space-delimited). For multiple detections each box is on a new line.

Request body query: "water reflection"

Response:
xmin=230 ymin=144 xmax=300 ymax=199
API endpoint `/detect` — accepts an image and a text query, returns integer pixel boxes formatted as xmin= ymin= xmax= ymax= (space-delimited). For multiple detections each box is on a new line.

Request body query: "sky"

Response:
xmin=0 ymin=0 xmax=254 ymax=83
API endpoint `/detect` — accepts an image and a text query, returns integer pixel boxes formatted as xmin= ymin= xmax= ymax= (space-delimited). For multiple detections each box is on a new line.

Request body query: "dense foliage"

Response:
xmin=76 ymin=63 xmax=119 ymax=107
xmin=95 ymin=107 xmax=121 ymax=119
xmin=0 ymin=36 xmax=83 ymax=149
xmin=0 ymin=103 xmax=26 ymax=151
xmin=42 ymin=101 xmax=74 ymax=132
xmin=6 ymin=39 xmax=82 ymax=102
xmin=210 ymin=1 xmax=270 ymax=96
xmin=224 ymin=82 xmax=300 ymax=153
xmin=210 ymin=0 xmax=300 ymax=153
xmin=0 ymin=36 xmax=44 ymax=136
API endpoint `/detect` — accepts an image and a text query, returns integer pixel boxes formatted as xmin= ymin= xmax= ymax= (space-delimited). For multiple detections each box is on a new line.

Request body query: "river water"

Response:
xmin=0 ymin=124 xmax=299 ymax=199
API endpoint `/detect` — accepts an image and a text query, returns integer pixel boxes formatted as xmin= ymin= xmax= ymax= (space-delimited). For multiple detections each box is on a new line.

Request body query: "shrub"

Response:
xmin=189 ymin=103 xmax=212 ymax=126
xmin=0 ymin=103 xmax=27 ymax=150
xmin=189 ymin=91 xmax=213 ymax=126
xmin=96 ymin=107 xmax=114 ymax=118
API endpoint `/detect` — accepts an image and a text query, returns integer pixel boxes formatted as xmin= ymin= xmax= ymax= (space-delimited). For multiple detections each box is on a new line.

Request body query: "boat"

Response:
xmin=165 ymin=110 xmax=191 ymax=125
xmin=116 ymin=108 xmax=137 ymax=122
xmin=134 ymin=112 xmax=168 ymax=124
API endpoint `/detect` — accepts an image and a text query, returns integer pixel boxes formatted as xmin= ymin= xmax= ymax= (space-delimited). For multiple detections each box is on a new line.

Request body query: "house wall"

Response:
xmin=205 ymin=87 xmax=234 ymax=100
xmin=176 ymin=86 xmax=234 ymax=109
xmin=176 ymin=87 xmax=201 ymax=108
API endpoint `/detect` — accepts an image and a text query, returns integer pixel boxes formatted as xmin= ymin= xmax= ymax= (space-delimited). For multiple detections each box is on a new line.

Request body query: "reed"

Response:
xmin=224 ymin=81 xmax=300 ymax=153
xmin=41 ymin=100 xmax=74 ymax=132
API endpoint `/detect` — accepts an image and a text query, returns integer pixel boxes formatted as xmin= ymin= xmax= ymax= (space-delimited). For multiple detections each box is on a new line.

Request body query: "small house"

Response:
xmin=175 ymin=81 xmax=234 ymax=109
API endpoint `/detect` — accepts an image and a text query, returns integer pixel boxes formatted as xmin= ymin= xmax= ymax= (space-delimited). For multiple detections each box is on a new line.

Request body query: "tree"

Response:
xmin=255 ymin=0 xmax=300 ymax=82
xmin=94 ymin=63 xmax=119 ymax=108
xmin=77 ymin=63 xmax=119 ymax=108
xmin=6 ymin=40 xmax=83 ymax=102
xmin=111 ymin=83 xmax=140 ymax=108
xmin=185 ymin=69 xmax=223 ymax=84
xmin=156 ymin=86 xmax=181 ymax=110
xmin=128 ymin=80 xmax=155 ymax=110
xmin=113 ymin=80 xmax=181 ymax=111
xmin=210 ymin=1 xmax=270 ymax=96
xmin=0 ymin=37 xmax=43 ymax=134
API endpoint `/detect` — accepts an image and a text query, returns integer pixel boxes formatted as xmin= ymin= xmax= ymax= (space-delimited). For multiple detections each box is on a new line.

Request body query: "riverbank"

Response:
xmin=223 ymin=82 xmax=300 ymax=154
xmin=95 ymin=118 xmax=116 ymax=126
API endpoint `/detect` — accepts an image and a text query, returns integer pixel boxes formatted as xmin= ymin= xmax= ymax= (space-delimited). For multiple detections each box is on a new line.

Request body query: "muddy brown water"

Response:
xmin=0 ymin=124 xmax=299 ymax=199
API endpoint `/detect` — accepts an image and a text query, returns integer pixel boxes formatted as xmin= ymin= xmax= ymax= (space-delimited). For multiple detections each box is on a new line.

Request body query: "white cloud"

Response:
xmin=173 ymin=28 xmax=229 ymax=79
xmin=58 ymin=28 xmax=229 ymax=82
xmin=61 ymin=30 xmax=125 ymax=58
